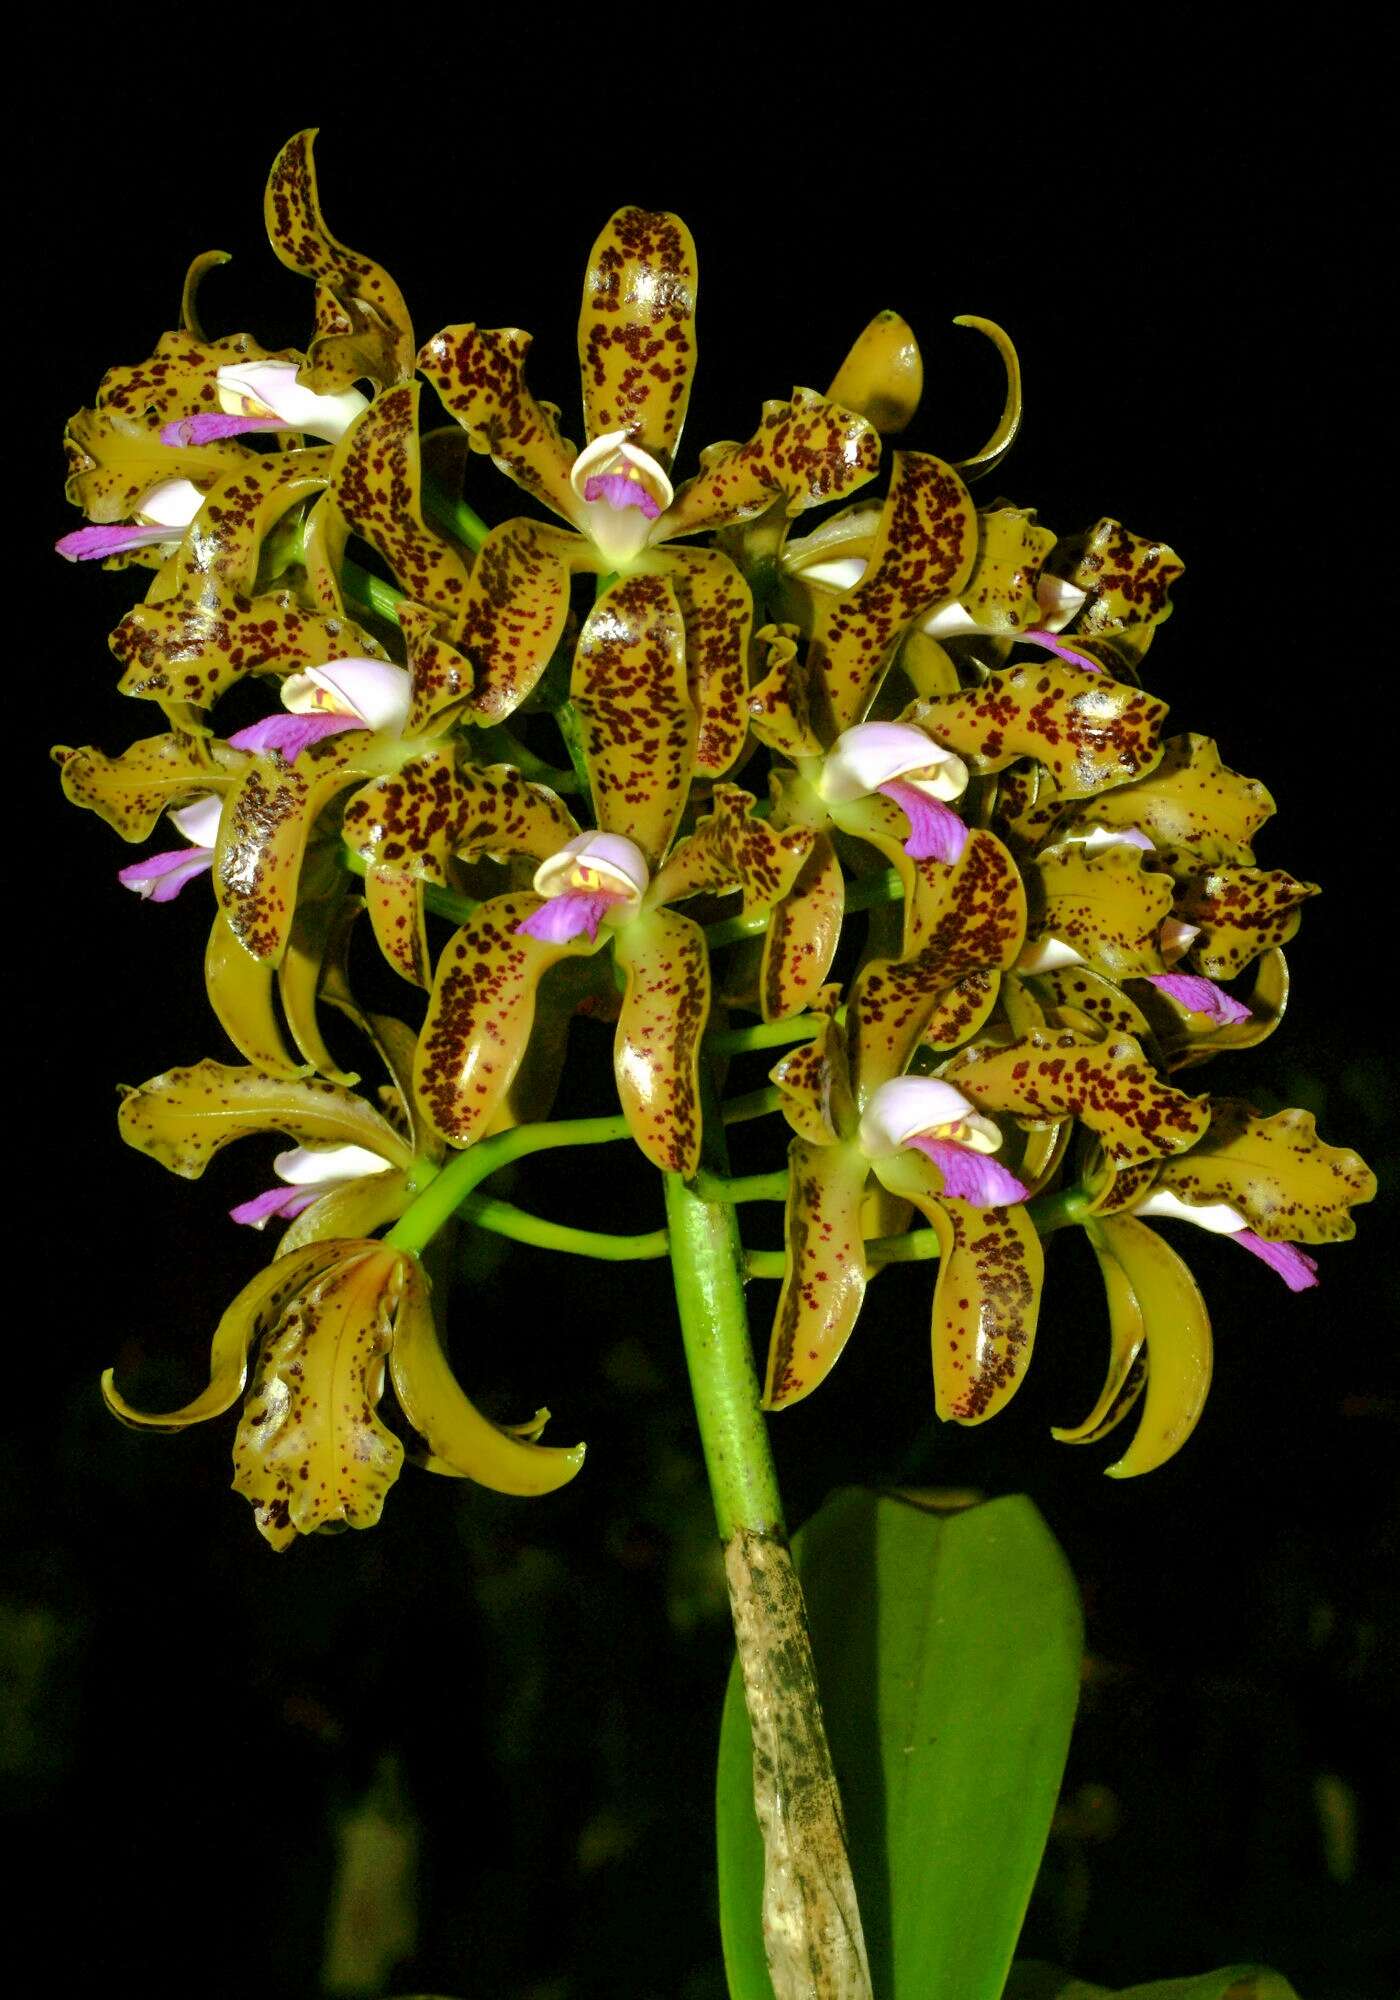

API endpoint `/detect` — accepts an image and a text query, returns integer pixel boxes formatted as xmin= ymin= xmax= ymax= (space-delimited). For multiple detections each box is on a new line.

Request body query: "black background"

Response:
xmin=13 ymin=32 xmax=1396 ymax=2000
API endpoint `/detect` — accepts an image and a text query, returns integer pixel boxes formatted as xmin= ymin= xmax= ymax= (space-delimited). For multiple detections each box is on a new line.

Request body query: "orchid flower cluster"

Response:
xmin=56 ymin=132 xmax=1375 ymax=1550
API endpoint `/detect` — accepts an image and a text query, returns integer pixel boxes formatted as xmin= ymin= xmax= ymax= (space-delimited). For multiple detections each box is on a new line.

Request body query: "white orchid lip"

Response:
xmin=920 ymin=564 xmax=1090 ymax=641
xmin=216 ymin=361 xmax=369 ymax=442
xmin=820 ymin=722 xmax=968 ymax=805
xmin=570 ymin=429 xmax=674 ymax=513
xmin=273 ymin=1143 xmax=394 ymax=1186
xmin=1133 ymin=1188 xmax=1246 ymax=1236
xmin=859 ymin=1076 xmax=1002 ymax=1160
xmin=280 ymin=658 xmax=413 ymax=732
xmin=168 ymin=793 xmax=223 ymax=846
xmin=137 ymin=477 xmax=206 ymax=527
xmin=532 ymin=832 xmax=650 ymax=905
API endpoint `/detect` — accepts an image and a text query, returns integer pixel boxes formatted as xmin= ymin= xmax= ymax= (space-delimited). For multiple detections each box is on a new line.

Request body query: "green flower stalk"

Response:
xmin=55 ymin=130 xmax=1376 ymax=1999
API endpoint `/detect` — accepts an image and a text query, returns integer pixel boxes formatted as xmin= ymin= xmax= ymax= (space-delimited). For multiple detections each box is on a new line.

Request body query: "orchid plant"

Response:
xmin=54 ymin=131 xmax=1375 ymax=2000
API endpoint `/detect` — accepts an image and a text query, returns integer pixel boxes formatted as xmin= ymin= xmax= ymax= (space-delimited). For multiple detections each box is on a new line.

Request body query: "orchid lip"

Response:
xmin=1062 ymin=824 xmax=1155 ymax=856
xmin=273 ymin=1143 xmax=392 ymax=1185
xmin=1145 ymin=973 xmax=1251 ymax=1026
xmin=820 ymin=722 xmax=968 ymax=806
xmin=117 ymin=845 xmax=215 ymax=903
xmin=532 ymin=832 xmax=650 ymax=906
xmin=1134 ymin=1188 xmax=1247 ymax=1236
xmin=281 ymin=658 xmax=413 ymax=732
xmin=570 ymin=429 xmax=674 ymax=513
xmin=859 ymin=1076 xmax=998 ymax=1159
xmin=214 ymin=361 xmax=370 ymax=442
xmin=169 ymin=793 xmax=223 ymax=845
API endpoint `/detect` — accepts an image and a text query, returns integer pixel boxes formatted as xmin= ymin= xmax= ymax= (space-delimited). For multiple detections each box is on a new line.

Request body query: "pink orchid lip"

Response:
xmin=1020 ymin=628 xmax=1103 ymax=674
xmin=905 ymin=1135 xmax=1030 ymax=1207
xmin=1232 ymin=1231 xmax=1320 ymax=1292
xmin=229 ymin=1185 xmax=322 ymax=1228
xmin=582 ymin=472 xmax=663 ymax=519
xmin=877 ymin=779 xmax=969 ymax=863
xmin=117 ymin=845 xmax=215 ymax=903
xmin=160 ymin=412 xmax=287 ymax=447
xmin=228 ymin=712 xmax=367 ymax=762
xmin=1144 ymin=973 xmax=1251 ymax=1026
xmin=55 ymin=521 xmax=184 ymax=562
xmin=516 ymin=890 xmax=626 ymax=944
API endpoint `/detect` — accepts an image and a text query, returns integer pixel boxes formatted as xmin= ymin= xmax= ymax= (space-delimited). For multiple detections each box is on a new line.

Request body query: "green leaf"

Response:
xmin=1004 ymin=1962 xmax=1300 ymax=2000
xmin=717 ymin=1490 xmax=1082 ymax=2000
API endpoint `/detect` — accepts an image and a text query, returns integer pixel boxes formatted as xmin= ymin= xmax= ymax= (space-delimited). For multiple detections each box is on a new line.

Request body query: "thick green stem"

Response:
xmin=664 ymin=1167 xmax=784 ymax=1541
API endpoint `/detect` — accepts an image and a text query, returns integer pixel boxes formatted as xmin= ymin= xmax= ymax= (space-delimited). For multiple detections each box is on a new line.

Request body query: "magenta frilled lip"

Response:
xmin=116 ymin=845 xmax=215 ymax=903
xmin=228 ymin=1185 xmax=322 ymax=1228
xmin=878 ymin=780 xmax=969 ymax=863
xmin=160 ymin=412 xmax=287 ymax=447
xmin=515 ymin=890 xmax=626 ymax=944
xmin=582 ymin=472 xmax=663 ymax=520
xmin=55 ymin=521 xmax=183 ymax=562
xmin=1020 ymin=628 xmax=1103 ymax=674
xmin=905 ymin=1135 xmax=1031 ymax=1207
xmin=1145 ymin=973 xmax=1251 ymax=1026
xmin=1233 ymin=1231 xmax=1320 ymax=1292
xmin=227 ymin=712 xmax=367 ymax=762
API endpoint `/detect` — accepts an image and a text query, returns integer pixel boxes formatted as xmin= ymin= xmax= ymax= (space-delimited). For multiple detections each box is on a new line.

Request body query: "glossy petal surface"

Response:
xmin=654 ymin=545 xmax=753 ymax=774
xmin=1054 ymin=733 xmax=1273 ymax=874
xmin=825 ymin=311 xmax=923 ymax=433
xmin=761 ymin=833 xmax=845 ymax=1022
xmin=613 ymin=909 xmax=711 ymax=1176
xmin=746 ymin=622 xmax=826 ymax=759
xmin=415 ymin=894 xmax=595 ymax=1148
xmin=907 ymin=665 xmax=1168 ymax=800
xmin=810 ymin=451 xmax=978 ymax=733
xmin=1052 ymin=1221 xmax=1149 ymax=1445
xmin=1156 ymin=1100 xmax=1376 ymax=1243
xmin=651 ymin=784 xmax=812 ymax=912
xmin=118 ymin=1058 xmax=408 ymax=1178
xmin=417 ymin=324 xmax=580 ymax=526
xmin=453 ymin=517 xmax=576 ymax=723
xmin=214 ymin=745 xmax=364 ymax=962
xmin=264 ymin=131 xmax=415 ymax=389
xmin=233 ymin=1245 xmax=406 ymax=1548
xmin=763 ymin=1139 xmax=870 ymax=1406
xmin=770 ymin=1017 xmax=856 ymax=1146
xmin=943 ymin=1029 xmax=1211 ymax=1166
xmin=1176 ymin=865 xmax=1319 ymax=979
xmin=112 ymin=583 xmax=387 ymax=713
xmin=660 ymin=388 xmax=880 ymax=540
xmin=1093 ymin=1216 xmax=1213 ymax=1478
xmin=571 ymin=573 xmax=693 ymax=866
xmin=952 ymin=505 xmax=1056 ymax=633
xmin=1026 ymin=841 xmax=1176 ymax=980
xmin=1047 ymin=517 xmax=1184 ymax=660
xmin=328 ymin=384 xmax=471 ymax=624
xmin=577 ymin=207 xmax=697 ymax=459
xmin=53 ymin=732 xmax=242 ymax=840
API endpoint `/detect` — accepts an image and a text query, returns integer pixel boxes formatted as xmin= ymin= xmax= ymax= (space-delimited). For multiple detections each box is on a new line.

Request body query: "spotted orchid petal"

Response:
xmin=770 ymin=1018 xmax=857 ymax=1147
xmin=447 ymin=521 xmax=579 ymax=726
xmin=117 ymin=843 xmax=215 ymax=902
xmin=650 ymin=786 xmax=811 ymax=918
xmin=1174 ymin=865 xmax=1319 ymax=980
xmin=847 ymin=830 xmax=1026 ymax=1098
xmin=417 ymin=323 xmax=582 ymax=528
xmin=905 ymin=668 xmax=1168 ymax=803
xmin=228 ymin=712 xmax=366 ymax=761
xmin=918 ymin=506 xmax=1059 ymax=639
xmin=264 ymin=131 xmax=415 ymax=390
xmin=280 ymin=657 xmax=412 ymax=731
xmin=206 ymin=911 xmax=308 ymax=1077
xmin=415 ymin=895 xmax=601 ymax=1149
xmin=1144 ymin=973 xmax=1251 ymax=1025
xmin=809 ymin=452 xmax=979 ymax=734
xmin=1148 ymin=1100 xmax=1376 ymax=1245
xmin=653 ymin=545 xmax=753 ymax=775
xmin=1023 ymin=841 xmax=1175 ymax=982
xmin=762 ymin=1138 xmax=871 ymax=1408
xmin=942 ymin=1028 xmax=1211 ymax=1168
xmin=578 ymin=207 xmax=698 ymax=462
xmin=659 ymin=388 xmax=881 ymax=543
xmin=214 ymin=749 xmax=374 ymax=964
xmin=570 ymin=574 xmax=694 ymax=866
xmin=760 ymin=831 xmax=845 ymax=1023
xmin=1045 ymin=517 xmax=1184 ymax=668
xmin=117 ymin=1058 xmax=411 ymax=1180
xmin=1053 ymin=735 xmax=1274 ymax=877
xmin=327 ymin=384 xmax=473 ymax=625
xmin=232 ymin=1245 xmax=407 ymax=1548
xmin=612 ymin=909 xmax=711 ymax=1176
xmin=110 ymin=578 xmax=388 ymax=715
xmin=140 ymin=452 xmax=334 ymax=609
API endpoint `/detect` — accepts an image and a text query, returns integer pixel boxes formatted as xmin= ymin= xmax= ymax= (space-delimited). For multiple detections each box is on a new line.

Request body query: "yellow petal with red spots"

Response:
xmin=956 ymin=505 xmax=1057 ymax=633
xmin=214 ymin=745 xmax=367 ymax=963
xmin=651 ymin=545 xmax=753 ymax=775
xmin=1176 ymin=865 xmax=1318 ymax=980
xmin=52 ymin=732 xmax=240 ymax=841
xmin=612 ymin=909 xmax=711 ymax=1177
xmin=414 ymin=894 xmax=597 ymax=1150
xmin=1025 ymin=841 xmax=1176 ymax=981
xmin=455 ymin=518 xmax=577 ymax=724
xmin=578 ymin=207 xmax=698 ymax=461
xmin=763 ymin=1138 xmax=870 ymax=1407
xmin=769 ymin=1017 xmax=856 ymax=1146
xmin=761 ymin=833 xmax=845 ymax=1023
xmin=1053 ymin=733 xmax=1274 ymax=876
xmin=1155 ymin=1100 xmax=1376 ymax=1244
xmin=571 ymin=573 xmax=695 ymax=867
xmin=809 ymin=450 xmax=979 ymax=734
xmin=148 ymin=450 xmax=333 ymax=611
xmin=941 ymin=1029 xmax=1210 ymax=1167
xmin=418 ymin=323 xmax=581 ymax=528
xmin=906 ymin=664 xmax=1168 ymax=802
xmin=328 ymin=384 xmax=472 ymax=629
xmin=651 ymin=783 xmax=812 ymax=912
xmin=747 ymin=622 xmax=827 ymax=760
xmin=233 ymin=1245 xmax=407 ymax=1548
xmin=111 ymin=580 xmax=388 ymax=715
xmin=1045 ymin=517 xmax=1183 ymax=664
xmin=847 ymin=831 xmax=1026 ymax=1100
xmin=659 ymin=388 xmax=881 ymax=541
xmin=64 ymin=402 xmax=247 ymax=523
xmin=876 ymin=1149 xmax=1044 ymax=1425
xmin=117 ymin=1057 xmax=410 ymax=1179
xmin=264 ymin=131 xmax=415 ymax=390
xmin=342 ymin=753 xmax=578 ymax=881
